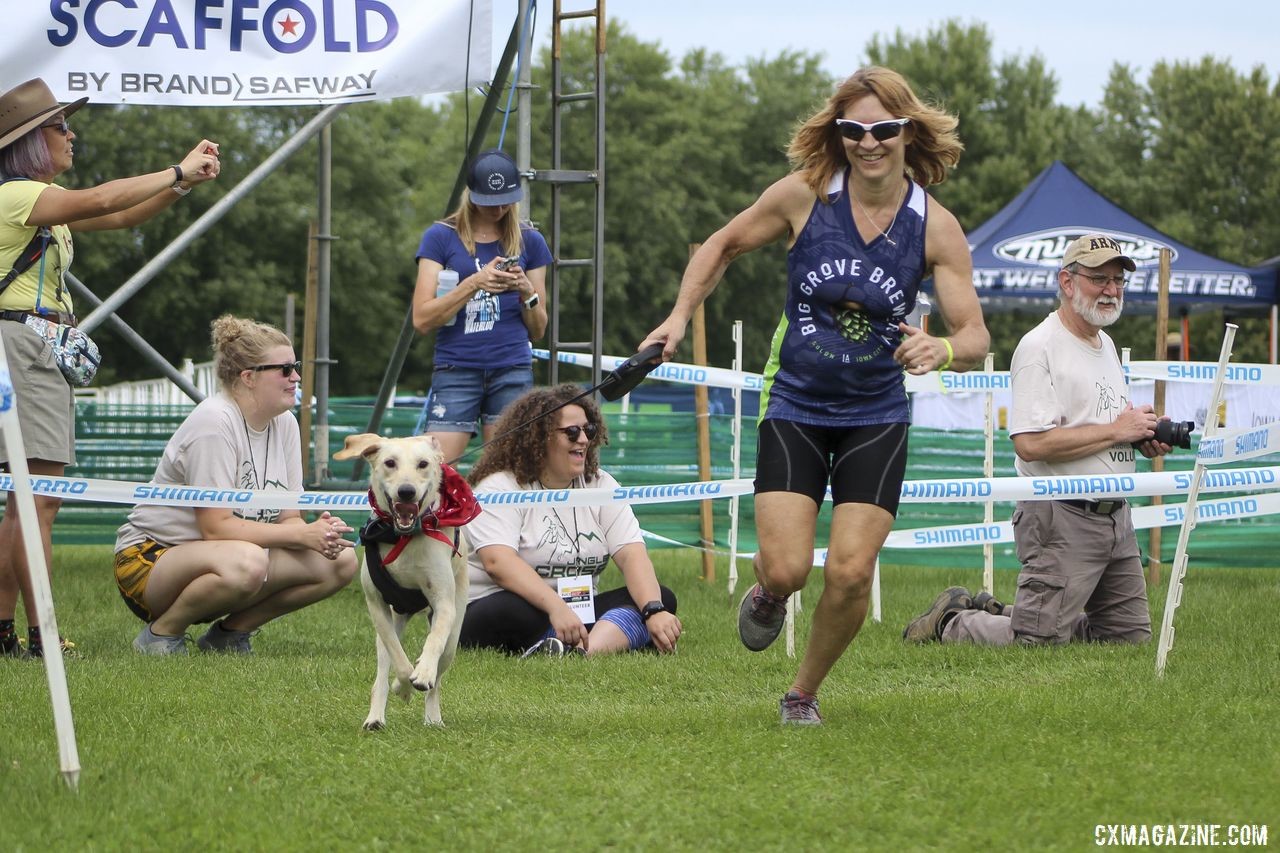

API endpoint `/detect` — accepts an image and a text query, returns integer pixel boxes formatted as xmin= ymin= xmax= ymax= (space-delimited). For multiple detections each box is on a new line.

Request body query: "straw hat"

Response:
xmin=0 ymin=78 xmax=88 ymax=151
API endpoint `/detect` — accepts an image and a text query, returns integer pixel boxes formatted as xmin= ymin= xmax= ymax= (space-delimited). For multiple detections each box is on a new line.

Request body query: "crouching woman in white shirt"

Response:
xmin=113 ymin=315 xmax=357 ymax=655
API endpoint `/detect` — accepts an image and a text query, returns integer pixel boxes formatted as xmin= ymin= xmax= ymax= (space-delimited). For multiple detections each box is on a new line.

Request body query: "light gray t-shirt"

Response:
xmin=1008 ymin=310 xmax=1136 ymax=478
xmin=463 ymin=469 xmax=644 ymax=602
xmin=115 ymin=392 xmax=303 ymax=550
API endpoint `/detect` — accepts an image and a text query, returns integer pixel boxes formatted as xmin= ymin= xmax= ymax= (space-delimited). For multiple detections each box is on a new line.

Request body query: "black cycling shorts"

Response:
xmin=753 ymin=419 xmax=909 ymax=515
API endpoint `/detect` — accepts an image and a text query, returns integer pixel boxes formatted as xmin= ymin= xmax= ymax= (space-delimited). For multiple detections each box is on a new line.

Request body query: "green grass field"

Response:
xmin=3 ymin=547 xmax=1277 ymax=851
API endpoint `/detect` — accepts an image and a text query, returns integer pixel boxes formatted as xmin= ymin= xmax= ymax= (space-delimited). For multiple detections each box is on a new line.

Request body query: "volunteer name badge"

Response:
xmin=556 ymin=575 xmax=596 ymax=624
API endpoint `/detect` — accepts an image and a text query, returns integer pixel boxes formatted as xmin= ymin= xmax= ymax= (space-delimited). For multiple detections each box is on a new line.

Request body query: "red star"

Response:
xmin=277 ymin=14 xmax=300 ymax=37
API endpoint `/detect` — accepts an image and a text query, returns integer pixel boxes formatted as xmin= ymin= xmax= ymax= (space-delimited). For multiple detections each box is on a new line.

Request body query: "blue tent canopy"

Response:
xmin=962 ymin=161 xmax=1275 ymax=314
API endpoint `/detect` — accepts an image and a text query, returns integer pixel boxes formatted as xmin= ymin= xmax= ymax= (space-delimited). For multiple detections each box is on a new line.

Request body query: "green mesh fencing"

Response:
xmin=52 ymin=401 xmax=1280 ymax=568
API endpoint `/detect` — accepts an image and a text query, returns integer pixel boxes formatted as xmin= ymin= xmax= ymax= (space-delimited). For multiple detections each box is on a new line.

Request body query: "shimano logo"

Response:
xmin=993 ymin=228 xmax=1173 ymax=268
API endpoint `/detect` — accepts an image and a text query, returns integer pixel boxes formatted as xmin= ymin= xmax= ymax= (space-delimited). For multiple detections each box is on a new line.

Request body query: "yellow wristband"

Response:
xmin=940 ymin=337 xmax=954 ymax=371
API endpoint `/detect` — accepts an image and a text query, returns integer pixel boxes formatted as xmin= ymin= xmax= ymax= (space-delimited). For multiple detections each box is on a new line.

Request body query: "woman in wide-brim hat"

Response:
xmin=0 ymin=77 xmax=222 ymax=659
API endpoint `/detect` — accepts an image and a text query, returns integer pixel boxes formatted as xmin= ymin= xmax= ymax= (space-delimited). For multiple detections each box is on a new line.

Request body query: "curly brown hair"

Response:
xmin=466 ymin=384 xmax=609 ymax=487
xmin=787 ymin=65 xmax=963 ymax=195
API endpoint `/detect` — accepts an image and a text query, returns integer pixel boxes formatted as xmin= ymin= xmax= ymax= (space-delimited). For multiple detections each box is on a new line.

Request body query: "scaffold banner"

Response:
xmin=12 ymin=1 xmax=492 ymax=106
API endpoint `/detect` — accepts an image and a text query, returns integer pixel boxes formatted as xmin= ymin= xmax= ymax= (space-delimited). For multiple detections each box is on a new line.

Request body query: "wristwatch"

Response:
xmin=640 ymin=600 xmax=666 ymax=621
xmin=522 ymin=291 xmax=540 ymax=309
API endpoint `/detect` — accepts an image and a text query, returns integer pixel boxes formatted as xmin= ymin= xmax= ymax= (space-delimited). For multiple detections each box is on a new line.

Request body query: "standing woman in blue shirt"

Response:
xmin=412 ymin=149 xmax=551 ymax=464
xmin=0 ymin=78 xmax=220 ymax=658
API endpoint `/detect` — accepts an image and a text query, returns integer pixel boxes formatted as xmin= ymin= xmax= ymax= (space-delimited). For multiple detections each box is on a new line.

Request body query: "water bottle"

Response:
xmin=905 ymin=291 xmax=931 ymax=329
xmin=437 ymin=269 xmax=460 ymax=326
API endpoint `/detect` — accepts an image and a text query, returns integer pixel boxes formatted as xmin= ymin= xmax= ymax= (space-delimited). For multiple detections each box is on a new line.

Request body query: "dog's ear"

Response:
xmin=333 ymin=433 xmax=382 ymax=461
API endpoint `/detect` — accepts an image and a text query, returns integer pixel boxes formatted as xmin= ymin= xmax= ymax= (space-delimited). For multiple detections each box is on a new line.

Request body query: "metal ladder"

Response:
xmin=526 ymin=0 xmax=606 ymax=387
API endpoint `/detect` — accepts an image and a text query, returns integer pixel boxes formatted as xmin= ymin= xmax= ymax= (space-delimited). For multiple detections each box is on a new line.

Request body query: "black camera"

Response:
xmin=1134 ymin=419 xmax=1194 ymax=449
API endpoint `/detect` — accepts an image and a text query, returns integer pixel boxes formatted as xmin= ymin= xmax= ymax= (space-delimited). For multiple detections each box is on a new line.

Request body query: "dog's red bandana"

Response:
xmin=364 ymin=464 xmax=482 ymax=565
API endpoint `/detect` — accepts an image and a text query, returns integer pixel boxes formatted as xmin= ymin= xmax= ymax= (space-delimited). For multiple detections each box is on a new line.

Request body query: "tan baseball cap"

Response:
xmin=1062 ymin=233 xmax=1136 ymax=272
xmin=0 ymin=78 xmax=88 ymax=151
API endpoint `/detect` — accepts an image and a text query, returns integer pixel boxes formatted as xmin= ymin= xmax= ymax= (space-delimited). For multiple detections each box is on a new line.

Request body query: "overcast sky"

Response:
xmin=491 ymin=0 xmax=1277 ymax=108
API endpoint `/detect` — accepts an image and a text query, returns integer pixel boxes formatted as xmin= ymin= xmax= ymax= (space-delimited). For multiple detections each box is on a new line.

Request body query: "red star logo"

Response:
xmin=277 ymin=15 xmax=300 ymax=37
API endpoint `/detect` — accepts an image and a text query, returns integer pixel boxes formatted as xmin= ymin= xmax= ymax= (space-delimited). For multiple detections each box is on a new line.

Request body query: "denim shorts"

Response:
xmin=426 ymin=364 xmax=534 ymax=433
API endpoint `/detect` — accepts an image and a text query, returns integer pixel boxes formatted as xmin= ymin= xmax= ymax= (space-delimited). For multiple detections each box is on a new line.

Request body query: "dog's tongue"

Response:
xmin=393 ymin=502 xmax=419 ymax=528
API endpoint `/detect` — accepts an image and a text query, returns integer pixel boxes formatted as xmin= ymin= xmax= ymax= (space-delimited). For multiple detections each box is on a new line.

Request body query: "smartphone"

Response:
xmin=494 ymin=255 xmax=520 ymax=271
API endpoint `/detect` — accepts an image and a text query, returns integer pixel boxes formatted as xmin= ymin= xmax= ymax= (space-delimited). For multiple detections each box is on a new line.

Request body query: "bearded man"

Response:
xmin=904 ymin=233 xmax=1175 ymax=646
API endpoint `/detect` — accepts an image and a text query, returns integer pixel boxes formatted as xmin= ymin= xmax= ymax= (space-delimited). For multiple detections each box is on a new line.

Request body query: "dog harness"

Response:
xmin=359 ymin=463 xmax=481 ymax=615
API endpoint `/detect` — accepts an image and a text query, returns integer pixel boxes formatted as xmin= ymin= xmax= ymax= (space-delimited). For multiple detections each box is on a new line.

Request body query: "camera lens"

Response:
xmin=1152 ymin=419 xmax=1195 ymax=449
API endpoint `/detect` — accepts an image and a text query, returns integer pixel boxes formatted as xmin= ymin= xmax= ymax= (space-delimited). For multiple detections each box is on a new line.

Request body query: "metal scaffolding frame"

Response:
xmin=542 ymin=0 xmax=606 ymax=388
xmin=79 ymin=6 xmax=606 ymax=487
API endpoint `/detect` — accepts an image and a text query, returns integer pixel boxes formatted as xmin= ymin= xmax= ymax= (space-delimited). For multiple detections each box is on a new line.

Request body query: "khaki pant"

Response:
xmin=943 ymin=500 xmax=1151 ymax=646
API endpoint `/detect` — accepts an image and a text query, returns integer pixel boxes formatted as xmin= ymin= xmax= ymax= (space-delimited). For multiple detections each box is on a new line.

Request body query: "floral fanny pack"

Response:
xmin=20 ymin=313 xmax=100 ymax=386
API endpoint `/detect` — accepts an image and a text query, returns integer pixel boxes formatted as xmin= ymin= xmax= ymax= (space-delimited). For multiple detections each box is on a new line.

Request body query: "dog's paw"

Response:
xmin=362 ymin=717 xmax=386 ymax=732
xmin=410 ymin=663 xmax=438 ymax=693
xmin=390 ymin=676 xmax=414 ymax=701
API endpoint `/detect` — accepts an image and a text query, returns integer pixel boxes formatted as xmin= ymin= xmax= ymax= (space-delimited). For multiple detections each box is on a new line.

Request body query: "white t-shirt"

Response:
xmin=1008 ymin=310 xmax=1136 ymax=478
xmin=464 ymin=469 xmax=644 ymax=602
xmin=115 ymin=392 xmax=303 ymax=550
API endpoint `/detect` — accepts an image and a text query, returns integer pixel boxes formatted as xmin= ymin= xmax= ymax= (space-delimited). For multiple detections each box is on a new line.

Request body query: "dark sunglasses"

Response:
xmin=834 ymin=117 xmax=911 ymax=143
xmin=41 ymin=118 xmax=70 ymax=136
xmin=249 ymin=361 xmax=302 ymax=377
xmin=555 ymin=423 xmax=598 ymax=442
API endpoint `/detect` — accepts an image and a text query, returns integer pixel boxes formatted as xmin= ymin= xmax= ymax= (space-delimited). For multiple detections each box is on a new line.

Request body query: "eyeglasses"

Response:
xmin=41 ymin=118 xmax=70 ymax=136
xmin=249 ymin=361 xmax=302 ymax=377
xmin=1073 ymin=271 xmax=1129 ymax=290
xmin=834 ymin=117 xmax=911 ymax=143
xmin=555 ymin=423 xmax=598 ymax=442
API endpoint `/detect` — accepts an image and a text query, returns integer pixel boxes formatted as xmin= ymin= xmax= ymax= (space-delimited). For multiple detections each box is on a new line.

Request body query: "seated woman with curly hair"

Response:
xmin=459 ymin=384 xmax=681 ymax=657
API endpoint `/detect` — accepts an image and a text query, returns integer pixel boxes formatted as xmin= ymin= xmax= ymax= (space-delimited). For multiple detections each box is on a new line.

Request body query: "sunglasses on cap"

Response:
xmin=249 ymin=361 xmax=302 ymax=377
xmin=555 ymin=423 xmax=598 ymax=442
xmin=41 ymin=118 xmax=70 ymax=136
xmin=834 ymin=117 xmax=911 ymax=143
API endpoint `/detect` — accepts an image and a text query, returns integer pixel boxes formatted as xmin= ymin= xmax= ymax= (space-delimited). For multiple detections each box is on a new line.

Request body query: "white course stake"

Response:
xmin=1155 ymin=324 xmax=1237 ymax=677
xmin=982 ymin=352 xmax=995 ymax=595
xmin=870 ymin=558 xmax=881 ymax=624
xmin=0 ymin=336 xmax=80 ymax=789
xmin=727 ymin=321 xmax=743 ymax=595
xmin=785 ymin=589 xmax=799 ymax=657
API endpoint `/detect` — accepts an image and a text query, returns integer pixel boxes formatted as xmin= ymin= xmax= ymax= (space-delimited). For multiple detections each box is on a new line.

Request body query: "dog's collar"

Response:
xmin=362 ymin=463 xmax=481 ymax=564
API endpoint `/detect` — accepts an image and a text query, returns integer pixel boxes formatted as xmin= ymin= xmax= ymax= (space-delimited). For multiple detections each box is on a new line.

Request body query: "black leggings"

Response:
xmin=459 ymin=584 xmax=678 ymax=654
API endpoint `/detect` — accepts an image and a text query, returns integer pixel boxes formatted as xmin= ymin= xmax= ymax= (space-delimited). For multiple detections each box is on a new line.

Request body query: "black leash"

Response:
xmin=446 ymin=343 xmax=665 ymax=466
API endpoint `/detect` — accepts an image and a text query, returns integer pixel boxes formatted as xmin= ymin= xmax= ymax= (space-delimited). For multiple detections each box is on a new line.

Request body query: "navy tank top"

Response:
xmin=760 ymin=169 xmax=928 ymax=427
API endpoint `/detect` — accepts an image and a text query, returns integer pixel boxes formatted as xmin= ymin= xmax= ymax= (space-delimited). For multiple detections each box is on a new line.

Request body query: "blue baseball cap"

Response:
xmin=467 ymin=148 xmax=523 ymax=206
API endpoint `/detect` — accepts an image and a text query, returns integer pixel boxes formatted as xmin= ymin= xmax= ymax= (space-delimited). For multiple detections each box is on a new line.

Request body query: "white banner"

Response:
xmin=8 ymin=1 xmax=492 ymax=106
xmin=533 ymin=350 xmax=1280 ymax=399
xmin=882 ymin=491 xmax=1280 ymax=550
xmin=13 ymin=465 xmax=1280 ymax=511
xmin=532 ymin=348 xmax=956 ymax=395
xmin=1127 ymin=360 xmax=1280 ymax=386
xmin=1196 ymin=422 xmax=1280 ymax=465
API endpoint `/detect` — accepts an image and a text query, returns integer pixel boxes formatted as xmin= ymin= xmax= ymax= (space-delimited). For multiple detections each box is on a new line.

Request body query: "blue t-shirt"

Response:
xmin=416 ymin=223 xmax=552 ymax=369
xmin=760 ymin=170 xmax=928 ymax=427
